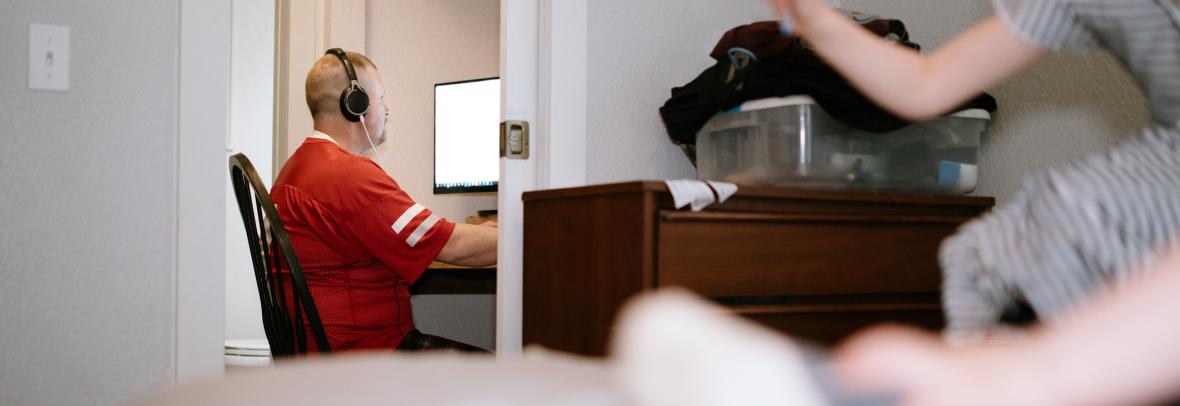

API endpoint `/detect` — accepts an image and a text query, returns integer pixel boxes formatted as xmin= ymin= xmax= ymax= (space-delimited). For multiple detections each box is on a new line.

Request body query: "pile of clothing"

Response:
xmin=660 ymin=12 xmax=997 ymax=164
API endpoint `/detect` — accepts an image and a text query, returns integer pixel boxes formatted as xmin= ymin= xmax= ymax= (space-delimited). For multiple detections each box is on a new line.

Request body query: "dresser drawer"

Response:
xmin=733 ymin=302 xmax=944 ymax=345
xmin=657 ymin=211 xmax=962 ymax=298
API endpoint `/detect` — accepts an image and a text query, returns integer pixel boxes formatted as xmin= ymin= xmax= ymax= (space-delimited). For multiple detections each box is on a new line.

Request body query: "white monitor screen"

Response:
xmin=434 ymin=77 xmax=500 ymax=194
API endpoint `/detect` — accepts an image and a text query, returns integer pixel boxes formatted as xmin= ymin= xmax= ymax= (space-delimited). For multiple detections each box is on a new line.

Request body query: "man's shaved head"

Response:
xmin=305 ymin=51 xmax=378 ymax=120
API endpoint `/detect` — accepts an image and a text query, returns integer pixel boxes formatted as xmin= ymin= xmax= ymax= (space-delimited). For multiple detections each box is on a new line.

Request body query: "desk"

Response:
xmin=411 ymin=262 xmax=495 ymax=295
xmin=522 ymin=181 xmax=993 ymax=356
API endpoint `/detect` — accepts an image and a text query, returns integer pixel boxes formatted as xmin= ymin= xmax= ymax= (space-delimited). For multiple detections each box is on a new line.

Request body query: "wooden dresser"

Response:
xmin=522 ymin=181 xmax=993 ymax=356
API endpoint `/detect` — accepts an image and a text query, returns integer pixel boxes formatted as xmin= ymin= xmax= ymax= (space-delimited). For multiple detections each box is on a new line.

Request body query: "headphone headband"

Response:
xmin=326 ymin=48 xmax=360 ymax=86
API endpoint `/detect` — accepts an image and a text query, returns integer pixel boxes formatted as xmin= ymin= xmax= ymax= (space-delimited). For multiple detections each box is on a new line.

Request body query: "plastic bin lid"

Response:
xmin=736 ymin=95 xmax=817 ymax=111
xmin=734 ymin=95 xmax=991 ymax=120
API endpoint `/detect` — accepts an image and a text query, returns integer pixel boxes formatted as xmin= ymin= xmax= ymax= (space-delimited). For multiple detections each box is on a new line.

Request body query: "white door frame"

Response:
xmin=497 ymin=0 xmax=538 ymax=357
xmin=177 ymin=0 xmax=230 ymax=382
xmin=497 ymin=0 xmax=588 ymax=356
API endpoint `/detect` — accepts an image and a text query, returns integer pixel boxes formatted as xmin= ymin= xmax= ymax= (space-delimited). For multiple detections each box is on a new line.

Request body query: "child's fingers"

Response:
xmin=763 ymin=0 xmax=798 ymax=35
xmin=833 ymin=325 xmax=946 ymax=394
xmin=764 ymin=0 xmax=791 ymax=19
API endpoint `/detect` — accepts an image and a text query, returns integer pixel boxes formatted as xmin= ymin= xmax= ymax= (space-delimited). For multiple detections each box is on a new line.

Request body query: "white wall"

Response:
xmin=1 ymin=0 xmax=227 ymax=404
xmin=839 ymin=0 xmax=1149 ymax=202
xmin=539 ymin=0 xmax=588 ymax=189
xmin=584 ymin=0 xmax=783 ymax=184
xmin=366 ymin=0 xmax=500 ymax=349
xmin=225 ymin=0 xmax=275 ymax=342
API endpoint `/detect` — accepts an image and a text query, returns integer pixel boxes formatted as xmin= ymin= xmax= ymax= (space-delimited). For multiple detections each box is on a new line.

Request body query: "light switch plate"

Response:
xmin=29 ymin=24 xmax=70 ymax=92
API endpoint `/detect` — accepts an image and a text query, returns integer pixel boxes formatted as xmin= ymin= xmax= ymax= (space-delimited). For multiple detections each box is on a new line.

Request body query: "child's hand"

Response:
xmin=833 ymin=325 xmax=1058 ymax=406
xmin=763 ymin=0 xmax=828 ymax=35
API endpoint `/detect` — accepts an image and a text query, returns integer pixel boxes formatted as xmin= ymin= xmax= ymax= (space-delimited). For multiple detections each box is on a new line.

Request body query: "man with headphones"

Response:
xmin=270 ymin=49 xmax=497 ymax=353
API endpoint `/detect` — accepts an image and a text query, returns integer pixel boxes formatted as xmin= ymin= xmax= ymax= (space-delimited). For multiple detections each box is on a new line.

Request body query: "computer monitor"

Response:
xmin=434 ymin=77 xmax=500 ymax=194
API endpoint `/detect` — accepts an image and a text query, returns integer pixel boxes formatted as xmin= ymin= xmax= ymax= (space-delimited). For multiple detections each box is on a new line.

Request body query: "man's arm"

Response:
xmin=435 ymin=223 xmax=497 ymax=267
xmin=767 ymin=0 xmax=1043 ymax=120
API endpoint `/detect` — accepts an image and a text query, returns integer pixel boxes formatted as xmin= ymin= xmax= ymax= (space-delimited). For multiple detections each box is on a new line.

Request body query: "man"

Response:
xmin=271 ymin=49 xmax=497 ymax=353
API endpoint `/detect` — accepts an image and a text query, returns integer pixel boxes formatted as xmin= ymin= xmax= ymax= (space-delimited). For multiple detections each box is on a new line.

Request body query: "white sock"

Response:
xmin=610 ymin=289 xmax=830 ymax=406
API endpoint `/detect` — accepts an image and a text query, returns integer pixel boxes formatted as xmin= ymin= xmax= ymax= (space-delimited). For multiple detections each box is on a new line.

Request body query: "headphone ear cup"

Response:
xmin=340 ymin=87 xmax=370 ymax=122
xmin=339 ymin=90 xmax=359 ymax=122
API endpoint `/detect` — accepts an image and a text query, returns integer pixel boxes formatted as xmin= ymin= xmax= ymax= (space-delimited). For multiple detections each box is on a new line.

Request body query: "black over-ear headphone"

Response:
xmin=325 ymin=48 xmax=369 ymax=122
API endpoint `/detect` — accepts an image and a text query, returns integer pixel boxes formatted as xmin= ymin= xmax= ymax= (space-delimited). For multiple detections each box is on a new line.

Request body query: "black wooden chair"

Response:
xmin=229 ymin=153 xmax=331 ymax=357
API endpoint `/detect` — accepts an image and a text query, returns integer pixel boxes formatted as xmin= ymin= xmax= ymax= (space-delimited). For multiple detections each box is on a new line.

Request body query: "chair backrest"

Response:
xmin=228 ymin=153 xmax=331 ymax=356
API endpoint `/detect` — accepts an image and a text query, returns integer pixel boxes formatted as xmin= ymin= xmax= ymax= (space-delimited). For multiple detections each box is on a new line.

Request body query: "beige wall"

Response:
xmin=837 ymin=0 xmax=1149 ymax=202
xmin=366 ymin=0 xmax=500 ymax=349
xmin=366 ymin=0 xmax=500 ymax=222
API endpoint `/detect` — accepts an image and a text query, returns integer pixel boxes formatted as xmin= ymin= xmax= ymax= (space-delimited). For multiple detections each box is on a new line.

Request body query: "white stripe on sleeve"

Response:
xmin=406 ymin=214 xmax=442 ymax=248
xmin=392 ymin=203 xmax=426 ymax=233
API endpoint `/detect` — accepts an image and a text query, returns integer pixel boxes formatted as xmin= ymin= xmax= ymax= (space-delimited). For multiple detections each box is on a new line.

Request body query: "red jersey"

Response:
xmin=270 ymin=134 xmax=455 ymax=351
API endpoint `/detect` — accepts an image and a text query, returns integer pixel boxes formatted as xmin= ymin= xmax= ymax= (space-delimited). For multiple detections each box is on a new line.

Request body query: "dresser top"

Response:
xmin=522 ymin=180 xmax=994 ymax=207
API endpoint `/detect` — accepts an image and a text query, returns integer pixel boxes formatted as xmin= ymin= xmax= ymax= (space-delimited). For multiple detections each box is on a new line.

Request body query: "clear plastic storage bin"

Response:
xmin=695 ymin=96 xmax=990 ymax=194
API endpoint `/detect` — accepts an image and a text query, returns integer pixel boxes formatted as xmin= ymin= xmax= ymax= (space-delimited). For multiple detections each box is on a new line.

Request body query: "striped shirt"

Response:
xmin=995 ymin=0 xmax=1180 ymax=126
xmin=942 ymin=0 xmax=1180 ymax=344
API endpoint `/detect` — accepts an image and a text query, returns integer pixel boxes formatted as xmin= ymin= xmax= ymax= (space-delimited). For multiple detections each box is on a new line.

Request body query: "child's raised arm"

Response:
xmin=767 ymin=0 xmax=1043 ymax=120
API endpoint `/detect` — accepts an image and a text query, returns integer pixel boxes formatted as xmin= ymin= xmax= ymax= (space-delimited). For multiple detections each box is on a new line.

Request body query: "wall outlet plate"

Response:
xmin=29 ymin=24 xmax=70 ymax=92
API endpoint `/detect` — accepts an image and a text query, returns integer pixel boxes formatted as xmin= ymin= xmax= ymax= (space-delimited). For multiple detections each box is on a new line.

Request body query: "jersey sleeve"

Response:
xmin=993 ymin=0 xmax=1096 ymax=51
xmin=342 ymin=189 xmax=456 ymax=285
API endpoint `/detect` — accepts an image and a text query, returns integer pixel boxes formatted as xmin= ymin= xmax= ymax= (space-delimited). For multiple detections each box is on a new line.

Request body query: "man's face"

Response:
xmin=359 ymin=69 xmax=389 ymax=146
